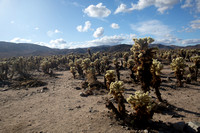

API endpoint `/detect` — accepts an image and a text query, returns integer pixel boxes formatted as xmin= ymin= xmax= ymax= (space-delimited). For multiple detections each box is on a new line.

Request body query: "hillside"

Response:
xmin=0 ymin=41 xmax=200 ymax=58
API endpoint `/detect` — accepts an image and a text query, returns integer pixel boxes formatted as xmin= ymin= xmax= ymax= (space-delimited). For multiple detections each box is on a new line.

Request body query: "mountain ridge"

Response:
xmin=0 ymin=41 xmax=199 ymax=58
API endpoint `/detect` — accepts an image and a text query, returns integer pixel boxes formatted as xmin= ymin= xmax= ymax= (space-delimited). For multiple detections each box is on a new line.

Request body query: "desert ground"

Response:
xmin=0 ymin=64 xmax=200 ymax=133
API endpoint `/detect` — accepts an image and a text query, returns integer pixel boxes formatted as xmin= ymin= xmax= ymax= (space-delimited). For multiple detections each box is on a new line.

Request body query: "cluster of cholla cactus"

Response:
xmin=151 ymin=59 xmax=163 ymax=102
xmin=0 ymin=61 xmax=9 ymax=81
xmin=190 ymin=55 xmax=200 ymax=81
xmin=131 ymin=37 xmax=156 ymax=92
xmin=105 ymin=70 xmax=116 ymax=89
xmin=170 ymin=57 xmax=187 ymax=86
xmin=127 ymin=90 xmax=155 ymax=123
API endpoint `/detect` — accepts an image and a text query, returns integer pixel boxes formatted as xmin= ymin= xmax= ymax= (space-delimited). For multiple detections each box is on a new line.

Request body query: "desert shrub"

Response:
xmin=170 ymin=57 xmax=186 ymax=86
xmin=12 ymin=57 xmax=31 ymax=79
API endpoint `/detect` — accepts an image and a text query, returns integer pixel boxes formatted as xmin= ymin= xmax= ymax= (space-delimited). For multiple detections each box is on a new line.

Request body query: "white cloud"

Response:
xmin=84 ymin=3 xmax=111 ymax=18
xmin=114 ymin=0 xmax=179 ymax=14
xmin=47 ymin=29 xmax=61 ymax=37
xmin=10 ymin=37 xmax=32 ymax=43
xmin=49 ymin=38 xmax=68 ymax=49
xmin=131 ymin=20 xmax=172 ymax=37
xmin=76 ymin=21 xmax=91 ymax=32
xmin=190 ymin=19 xmax=200 ymax=29
xmin=10 ymin=20 xmax=15 ymax=24
xmin=35 ymin=27 xmax=39 ymax=30
xmin=88 ymin=35 xmax=126 ymax=46
xmin=111 ymin=23 xmax=120 ymax=29
xmin=93 ymin=27 xmax=104 ymax=38
xmin=181 ymin=39 xmax=200 ymax=45
xmin=181 ymin=0 xmax=200 ymax=12
xmin=196 ymin=0 xmax=200 ymax=12
xmin=181 ymin=0 xmax=193 ymax=8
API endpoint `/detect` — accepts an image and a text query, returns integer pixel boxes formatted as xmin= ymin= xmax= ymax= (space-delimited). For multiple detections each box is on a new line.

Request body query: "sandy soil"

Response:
xmin=0 ymin=65 xmax=200 ymax=133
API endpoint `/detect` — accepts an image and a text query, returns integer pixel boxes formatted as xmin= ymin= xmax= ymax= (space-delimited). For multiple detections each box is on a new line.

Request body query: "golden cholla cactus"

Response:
xmin=130 ymin=37 xmax=156 ymax=92
xmin=127 ymin=90 xmax=155 ymax=120
xmin=109 ymin=81 xmax=124 ymax=98
xmin=170 ymin=57 xmax=186 ymax=86
xmin=82 ymin=58 xmax=91 ymax=70
xmin=127 ymin=59 xmax=134 ymax=69
xmin=150 ymin=59 xmax=163 ymax=102
xmin=170 ymin=57 xmax=186 ymax=72
xmin=70 ymin=66 xmax=76 ymax=79
xmin=105 ymin=70 xmax=116 ymax=89
xmin=131 ymin=37 xmax=154 ymax=52
xmin=190 ymin=55 xmax=200 ymax=65
xmin=151 ymin=59 xmax=163 ymax=76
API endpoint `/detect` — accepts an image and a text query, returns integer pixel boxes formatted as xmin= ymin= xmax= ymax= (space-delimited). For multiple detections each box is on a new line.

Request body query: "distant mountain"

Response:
xmin=0 ymin=41 xmax=56 ymax=58
xmin=0 ymin=41 xmax=200 ymax=58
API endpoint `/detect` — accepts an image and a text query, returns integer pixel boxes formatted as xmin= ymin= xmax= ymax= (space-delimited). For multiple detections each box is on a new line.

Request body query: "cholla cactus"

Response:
xmin=82 ymin=58 xmax=91 ymax=71
xmin=127 ymin=59 xmax=137 ymax=82
xmin=113 ymin=58 xmax=120 ymax=80
xmin=170 ymin=57 xmax=186 ymax=86
xmin=94 ymin=59 xmax=101 ymax=75
xmin=0 ymin=61 xmax=9 ymax=80
xmin=74 ymin=59 xmax=84 ymax=78
xmin=131 ymin=37 xmax=154 ymax=52
xmin=109 ymin=81 xmax=126 ymax=116
xmin=127 ymin=90 xmax=155 ymax=121
xmin=41 ymin=60 xmax=51 ymax=74
xmin=131 ymin=37 xmax=156 ymax=92
xmin=151 ymin=59 xmax=163 ymax=102
xmin=86 ymin=67 xmax=97 ymax=84
xmin=109 ymin=81 xmax=124 ymax=98
xmin=190 ymin=55 xmax=200 ymax=81
xmin=105 ymin=70 xmax=116 ymax=89
xmin=123 ymin=52 xmax=129 ymax=62
xmin=151 ymin=59 xmax=163 ymax=76
xmin=70 ymin=66 xmax=76 ymax=79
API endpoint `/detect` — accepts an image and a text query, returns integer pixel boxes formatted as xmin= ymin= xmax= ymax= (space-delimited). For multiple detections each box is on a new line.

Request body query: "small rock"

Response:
xmin=76 ymin=105 xmax=81 ymax=108
xmin=79 ymin=92 xmax=87 ymax=97
xmin=89 ymin=107 xmax=93 ymax=112
xmin=185 ymin=121 xmax=200 ymax=133
xmin=144 ymin=129 xmax=148 ymax=133
xmin=75 ymin=87 xmax=81 ymax=90
xmin=68 ymin=108 xmax=73 ymax=111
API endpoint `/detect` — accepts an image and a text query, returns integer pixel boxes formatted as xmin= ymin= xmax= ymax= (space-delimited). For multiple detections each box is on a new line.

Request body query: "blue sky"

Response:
xmin=0 ymin=0 xmax=200 ymax=49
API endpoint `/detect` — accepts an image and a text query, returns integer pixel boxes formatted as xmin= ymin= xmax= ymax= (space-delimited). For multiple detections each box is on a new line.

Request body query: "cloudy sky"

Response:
xmin=0 ymin=0 xmax=200 ymax=49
